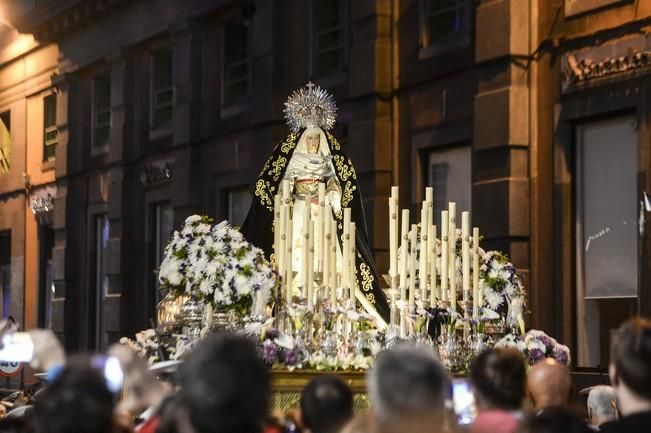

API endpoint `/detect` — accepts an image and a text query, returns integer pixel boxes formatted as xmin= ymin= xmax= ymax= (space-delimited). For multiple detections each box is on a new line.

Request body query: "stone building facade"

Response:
xmin=0 ymin=0 xmax=649 ymax=369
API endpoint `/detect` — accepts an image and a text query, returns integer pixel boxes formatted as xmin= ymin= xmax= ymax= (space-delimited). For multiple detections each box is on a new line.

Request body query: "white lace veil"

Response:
xmin=294 ymin=127 xmax=331 ymax=156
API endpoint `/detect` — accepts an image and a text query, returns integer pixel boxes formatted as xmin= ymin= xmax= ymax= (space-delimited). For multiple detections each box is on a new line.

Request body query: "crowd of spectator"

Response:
xmin=0 ymin=316 xmax=648 ymax=433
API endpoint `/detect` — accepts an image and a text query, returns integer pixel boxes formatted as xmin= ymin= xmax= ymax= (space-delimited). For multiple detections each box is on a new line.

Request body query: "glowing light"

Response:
xmin=103 ymin=356 xmax=124 ymax=393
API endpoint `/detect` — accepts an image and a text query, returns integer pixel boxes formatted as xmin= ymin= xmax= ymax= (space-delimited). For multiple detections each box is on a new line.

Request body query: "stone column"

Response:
xmin=170 ymin=20 xmax=202 ymax=226
xmin=473 ymin=0 xmax=531 ymax=300
xmin=348 ymin=0 xmax=393 ymax=271
xmin=51 ymin=72 xmax=82 ymax=350
xmin=104 ymin=50 xmax=135 ymax=343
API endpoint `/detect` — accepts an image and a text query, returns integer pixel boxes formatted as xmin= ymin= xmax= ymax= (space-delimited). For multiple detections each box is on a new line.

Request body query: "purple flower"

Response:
xmin=283 ymin=349 xmax=299 ymax=366
xmin=261 ymin=340 xmax=277 ymax=365
xmin=265 ymin=327 xmax=280 ymax=340
xmin=553 ymin=348 xmax=570 ymax=366
xmin=528 ymin=348 xmax=545 ymax=363
xmin=539 ymin=335 xmax=553 ymax=351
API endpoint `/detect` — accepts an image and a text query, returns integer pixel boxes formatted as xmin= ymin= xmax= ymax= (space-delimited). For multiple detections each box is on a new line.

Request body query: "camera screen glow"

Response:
xmin=103 ymin=356 xmax=124 ymax=393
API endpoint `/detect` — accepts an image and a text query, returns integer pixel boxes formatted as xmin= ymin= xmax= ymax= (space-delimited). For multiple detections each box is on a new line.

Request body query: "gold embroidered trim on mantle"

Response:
xmin=280 ymin=132 xmax=298 ymax=154
xmin=333 ymin=155 xmax=355 ymax=181
xmin=268 ymin=156 xmax=288 ymax=181
xmin=255 ymin=179 xmax=275 ymax=210
xmin=325 ymin=131 xmax=341 ymax=151
xmin=359 ymin=263 xmax=374 ymax=293
xmin=253 ymin=134 xmax=298 ymax=210
xmin=341 ymin=181 xmax=357 ymax=208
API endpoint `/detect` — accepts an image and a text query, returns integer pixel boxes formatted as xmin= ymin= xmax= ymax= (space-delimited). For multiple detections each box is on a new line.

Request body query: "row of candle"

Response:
xmin=272 ymin=180 xmax=358 ymax=309
xmin=388 ymin=186 xmax=484 ymax=318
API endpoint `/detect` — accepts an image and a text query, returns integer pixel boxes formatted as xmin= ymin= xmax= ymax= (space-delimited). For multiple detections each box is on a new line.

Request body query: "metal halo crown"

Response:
xmin=283 ymin=82 xmax=337 ymax=133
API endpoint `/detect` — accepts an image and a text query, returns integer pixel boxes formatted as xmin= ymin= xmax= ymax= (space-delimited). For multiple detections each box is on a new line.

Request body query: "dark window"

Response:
xmin=0 ymin=111 xmax=10 ymax=174
xmin=574 ymin=116 xmax=638 ymax=367
xmin=43 ymin=94 xmax=57 ymax=161
xmin=0 ymin=111 xmax=10 ymax=133
xmin=427 ymin=145 xmax=471 ymax=227
xmin=93 ymin=73 xmax=111 ymax=147
xmin=223 ymin=22 xmax=250 ymax=106
xmin=226 ymin=186 xmax=252 ymax=227
xmin=151 ymin=48 xmax=174 ymax=128
xmin=152 ymin=202 xmax=173 ymax=302
xmin=0 ymin=232 xmax=10 ymax=319
xmin=312 ymin=0 xmax=347 ymax=77
xmin=421 ymin=0 xmax=468 ymax=45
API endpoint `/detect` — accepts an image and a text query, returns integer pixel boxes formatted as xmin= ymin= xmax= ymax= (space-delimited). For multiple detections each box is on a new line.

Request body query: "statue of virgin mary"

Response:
xmin=241 ymin=83 xmax=389 ymax=323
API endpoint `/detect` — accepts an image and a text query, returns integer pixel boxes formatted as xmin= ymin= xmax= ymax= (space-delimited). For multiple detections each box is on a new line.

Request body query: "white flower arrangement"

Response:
xmin=158 ymin=215 xmax=279 ymax=315
xmin=479 ymin=250 xmax=526 ymax=321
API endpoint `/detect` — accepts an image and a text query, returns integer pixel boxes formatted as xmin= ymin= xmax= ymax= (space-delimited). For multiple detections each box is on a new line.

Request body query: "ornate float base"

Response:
xmin=271 ymin=370 xmax=369 ymax=415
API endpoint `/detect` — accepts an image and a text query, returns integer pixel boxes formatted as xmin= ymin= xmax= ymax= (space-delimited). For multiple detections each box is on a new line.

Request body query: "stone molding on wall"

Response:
xmin=565 ymin=0 xmax=625 ymax=18
xmin=561 ymin=34 xmax=651 ymax=92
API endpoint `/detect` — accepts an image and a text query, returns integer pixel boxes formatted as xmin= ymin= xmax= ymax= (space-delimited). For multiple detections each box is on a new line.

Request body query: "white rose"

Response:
xmin=185 ymin=215 xmax=202 ymax=225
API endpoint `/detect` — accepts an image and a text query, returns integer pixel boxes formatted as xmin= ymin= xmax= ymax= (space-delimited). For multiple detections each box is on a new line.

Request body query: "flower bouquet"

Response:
xmin=158 ymin=215 xmax=279 ymax=316
xmin=495 ymin=329 xmax=571 ymax=367
xmin=479 ymin=251 xmax=526 ymax=330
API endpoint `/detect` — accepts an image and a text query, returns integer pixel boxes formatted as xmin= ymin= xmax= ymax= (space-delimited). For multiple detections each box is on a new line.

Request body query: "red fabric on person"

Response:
xmin=470 ymin=410 xmax=520 ymax=433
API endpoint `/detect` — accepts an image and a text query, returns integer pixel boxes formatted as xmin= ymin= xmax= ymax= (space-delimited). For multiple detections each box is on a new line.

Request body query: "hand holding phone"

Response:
xmin=452 ymin=379 xmax=477 ymax=425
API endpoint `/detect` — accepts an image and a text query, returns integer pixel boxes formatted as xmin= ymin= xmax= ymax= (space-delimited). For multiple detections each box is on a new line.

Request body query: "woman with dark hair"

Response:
xmin=33 ymin=356 xmax=117 ymax=433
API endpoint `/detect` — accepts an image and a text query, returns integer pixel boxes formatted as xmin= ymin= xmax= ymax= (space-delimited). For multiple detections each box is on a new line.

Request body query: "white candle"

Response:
xmin=281 ymin=180 xmax=290 ymax=199
xmin=318 ymin=183 xmax=326 ymax=273
xmin=278 ymin=200 xmax=286 ymax=279
xmin=448 ymin=203 xmax=457 ymax=312
xmin=330 ymin=218 xmax=337 ymax=305
xmin=389 ymin=187 xmax=399 ymax=278
xmin=391 ymin=186 xmax=400 ymax=205
xmin=343 ymin=208 xmax=351 ymax=301
xmin=350 ymin=222 xmax=357 ymax=309
xmin=285 ymin=207 xmax=293 ymax=305
xmin=473 ymin=227 xmax=480 ymax=318
xmin=389 ymin=200 xmax=398 ymax=279
xmin=282 ymin=180 xmax=292 ymax=304
xmin=425 ymin=188 xmax=434 ymax=300
xmin=429 ymin=224 xmax=437 ymax=306
xmin=302 ymin=197 xmax=311 ymax=297
xmin=307 ymin=222 xmax=315 ymax=308
xmin=409 ymin=224 xmax=417 ymax=312
xmin=273 ymin=194 xmax=280 ymax=269
xmin=323 ymin=207 xmax=331 ymax=291
xmin=399 ymin=209 xmax=409 ymax=303
xmin=461 ymin=211 xmax=470 ymax=310
xmin=419 ymin=202 xmax=429 ymax=305
xmin=440 ymin=211 xmax=449 ymax=303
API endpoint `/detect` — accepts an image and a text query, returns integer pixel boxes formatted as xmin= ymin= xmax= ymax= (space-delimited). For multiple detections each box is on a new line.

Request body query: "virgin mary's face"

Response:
xmin=306 ymin=133 xmax=320 ymax=154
